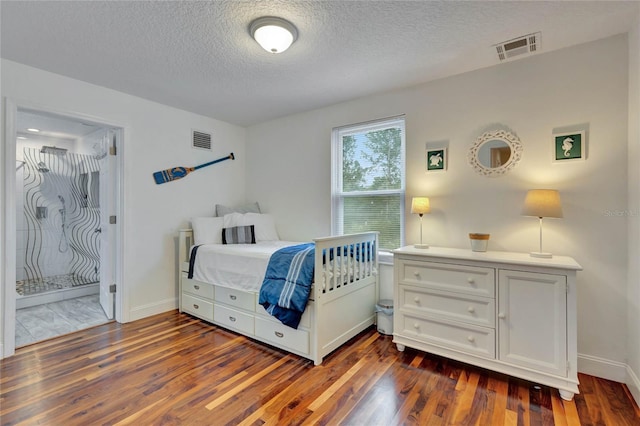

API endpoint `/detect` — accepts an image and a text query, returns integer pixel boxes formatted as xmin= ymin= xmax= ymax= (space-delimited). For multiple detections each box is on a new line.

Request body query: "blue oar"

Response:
xmin=153 ymin=153 xmax=235 ymax=184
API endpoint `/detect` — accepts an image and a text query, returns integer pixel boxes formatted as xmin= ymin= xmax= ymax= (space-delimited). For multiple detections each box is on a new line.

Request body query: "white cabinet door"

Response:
xmin=498 ymin=269 xmax=567 ymax=376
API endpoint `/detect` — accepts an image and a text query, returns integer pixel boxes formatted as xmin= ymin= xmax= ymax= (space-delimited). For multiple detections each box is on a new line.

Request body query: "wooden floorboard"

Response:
xmin=1 ymin=310 xmax=638 ymax=426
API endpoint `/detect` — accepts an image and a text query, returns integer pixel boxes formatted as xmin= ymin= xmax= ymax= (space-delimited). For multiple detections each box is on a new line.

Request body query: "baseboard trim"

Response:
xmin=128 ymin=298 xmax=177 ymax=322
xmin=578 ymin=353 xmax=628 ymax=382
xmin=626 ymin=364 xmax=640 ymax=407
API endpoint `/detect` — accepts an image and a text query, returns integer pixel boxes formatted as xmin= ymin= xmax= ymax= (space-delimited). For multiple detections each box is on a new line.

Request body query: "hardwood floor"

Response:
xmin=1 ymin=310 xmax=638 ymax=425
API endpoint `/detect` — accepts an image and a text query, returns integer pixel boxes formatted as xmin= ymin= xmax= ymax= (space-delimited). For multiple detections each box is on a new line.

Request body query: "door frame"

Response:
xmin=2 ymin=98 xmax=126 ymax=358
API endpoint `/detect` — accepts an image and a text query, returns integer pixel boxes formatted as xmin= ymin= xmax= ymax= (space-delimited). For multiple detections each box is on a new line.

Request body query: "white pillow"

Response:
xmin=245 ymin=213 xmax=279 ymax=241
xmin=222 ymin=212 xmax=245 ymax=228
xmin=222 ymin=212 xmax=279 ymax=242
xmin=191 ymin=217 xmax=224 ymax=245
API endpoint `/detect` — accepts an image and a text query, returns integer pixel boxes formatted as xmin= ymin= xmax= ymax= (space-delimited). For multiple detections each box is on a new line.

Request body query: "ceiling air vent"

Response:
xmin=495 ymin=32 xmax=541 ymax=62
xmin=192 ymin=130 xmax=212 ymax=151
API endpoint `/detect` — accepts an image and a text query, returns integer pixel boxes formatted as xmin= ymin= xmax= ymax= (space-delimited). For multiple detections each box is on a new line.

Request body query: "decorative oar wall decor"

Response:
xmin=153 ymin=153 xmax=235 ymax=184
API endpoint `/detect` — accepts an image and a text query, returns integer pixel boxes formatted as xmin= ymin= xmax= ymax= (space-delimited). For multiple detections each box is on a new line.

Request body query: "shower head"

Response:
xmin=37 ymin=162 xmax=49 ymax=173
xmin=41 ymin=146 xmax=67 ymax=156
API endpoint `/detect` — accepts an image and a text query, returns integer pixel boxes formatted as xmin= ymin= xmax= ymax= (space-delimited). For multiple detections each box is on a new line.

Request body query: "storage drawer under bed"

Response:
xmin=214 ymin=304 xmax=254 ymax=335
xmin=181 ymin=273 xmax=214 ymax=299
xmin=182 ymin=294 xmax=214 ymax=322
xmin=215 ymin=286 xmax=255 ymax=311
xmin=255 ymin=316 xmax=310 ymax=355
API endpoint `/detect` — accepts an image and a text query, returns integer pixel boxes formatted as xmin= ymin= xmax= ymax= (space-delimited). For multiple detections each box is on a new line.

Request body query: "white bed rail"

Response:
xmin=312 ymin=232 xmax=379 ymax=301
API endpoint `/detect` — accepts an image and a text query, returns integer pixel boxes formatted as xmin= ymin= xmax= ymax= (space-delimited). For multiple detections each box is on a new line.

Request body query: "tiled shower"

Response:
xmin=16 ymin=140 xmax=104 ymax=308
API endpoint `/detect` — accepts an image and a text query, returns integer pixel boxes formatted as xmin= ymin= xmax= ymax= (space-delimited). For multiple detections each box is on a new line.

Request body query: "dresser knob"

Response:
xmin=467 ymin=335 xmax=475 ymax=343
xmin=193 ymin=285 xmax=200 ymax=290
xmin=414 ymin=297 xmax=420 ymax=304
xmin=467 ymin=277 xmax=475 ymax=284
xmin=275 ymin=331 xmax=284 ymax=338
xmin=413 ymin=271 xmax=420 ymax=277
xmin=229 ymin=294 xmax=237 ymax=300
xmin=229 ymin=316 xmax=236 ymax=322
xmin=498 ymin=313 xmax=506 ymax=319
xmin=413 ymin=323 xmax=419 ymax=329
xmin=467 ymin=306 xmax=475 ymax=313
xmin=193 ymin=304 xmax=199 ymax=309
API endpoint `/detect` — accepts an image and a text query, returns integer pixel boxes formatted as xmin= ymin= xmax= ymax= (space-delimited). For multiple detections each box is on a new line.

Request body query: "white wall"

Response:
xmin=247 ymin=35 xmax=630 ymax=381
xmin=627 ymin=15 xmax=640 ymax=405
xmin=1 ymin=60 xmax=246 ymax=354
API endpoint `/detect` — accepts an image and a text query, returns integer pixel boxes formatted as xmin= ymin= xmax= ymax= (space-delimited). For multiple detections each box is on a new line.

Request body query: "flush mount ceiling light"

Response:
xmin=249 ymin=16 xmax=298 ymax=54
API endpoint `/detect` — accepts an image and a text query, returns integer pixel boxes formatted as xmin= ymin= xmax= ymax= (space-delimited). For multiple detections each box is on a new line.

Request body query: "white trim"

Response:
xmin=626 ymin=364 xmax=640 ymax=406
xmin=128 ymin=298 xmax=178 ymax=322
xmin=578 ymin=352 xmax=628 ymax=383
xmin=2 ymin=98 xmax=18 ymax=358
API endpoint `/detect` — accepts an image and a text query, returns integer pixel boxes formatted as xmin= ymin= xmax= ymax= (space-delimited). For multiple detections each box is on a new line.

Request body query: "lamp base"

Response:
xmin=414 ymin=244 xmax=429 ymax=249
xmin=530 ymin=251 xmax=553 ymax=258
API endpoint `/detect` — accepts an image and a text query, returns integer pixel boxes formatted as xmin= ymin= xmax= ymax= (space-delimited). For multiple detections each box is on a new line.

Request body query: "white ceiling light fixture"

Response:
xmin=249 ymin=16 xmax=298 ymax=54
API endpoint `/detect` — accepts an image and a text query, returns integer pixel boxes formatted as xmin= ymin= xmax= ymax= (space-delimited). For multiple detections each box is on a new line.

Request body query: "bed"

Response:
xmin=177 ymin=214 xmax=379 ymax=365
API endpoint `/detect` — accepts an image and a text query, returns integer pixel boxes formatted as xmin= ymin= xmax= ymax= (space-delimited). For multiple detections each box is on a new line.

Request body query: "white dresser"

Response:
xmin=393 ymin=246 xmax=582 ymax=400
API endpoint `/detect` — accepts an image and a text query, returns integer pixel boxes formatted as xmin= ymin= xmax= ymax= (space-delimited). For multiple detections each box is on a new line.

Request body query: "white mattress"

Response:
xmin=191 ymin=241 xmax=301 ymax=292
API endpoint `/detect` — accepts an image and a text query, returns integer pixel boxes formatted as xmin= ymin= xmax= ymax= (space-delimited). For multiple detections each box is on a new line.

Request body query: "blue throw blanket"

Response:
xmin=259 ymin=243 xmax=315 ymax=329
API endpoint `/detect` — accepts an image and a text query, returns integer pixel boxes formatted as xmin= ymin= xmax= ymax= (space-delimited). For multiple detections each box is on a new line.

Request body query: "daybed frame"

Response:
xmin=178 ymin=230 xmax=379 ymax=365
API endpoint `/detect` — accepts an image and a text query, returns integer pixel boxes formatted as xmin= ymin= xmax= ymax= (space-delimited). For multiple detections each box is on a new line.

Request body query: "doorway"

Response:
xmin=5 ymin=104 xmax=123 ymax=352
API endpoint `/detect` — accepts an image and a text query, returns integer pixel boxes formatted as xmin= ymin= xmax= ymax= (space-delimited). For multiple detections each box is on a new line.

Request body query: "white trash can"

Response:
xmin=375 ymin=299 xmax=394 ymax=335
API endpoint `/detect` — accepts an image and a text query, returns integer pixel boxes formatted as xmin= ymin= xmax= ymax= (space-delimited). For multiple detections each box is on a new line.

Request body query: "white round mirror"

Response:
xmin=468 ymin=130 xmax=523 ymax=177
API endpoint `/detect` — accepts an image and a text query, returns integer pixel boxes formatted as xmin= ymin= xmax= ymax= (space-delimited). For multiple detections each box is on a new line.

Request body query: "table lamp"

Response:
xmin=411 ymin=197 xmax=431 ymax=249
xmin=522 ymin=189 xmax=563 ymax=258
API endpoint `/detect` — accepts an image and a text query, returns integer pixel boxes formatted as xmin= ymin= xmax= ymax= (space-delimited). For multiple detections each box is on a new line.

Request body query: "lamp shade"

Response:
xmin=411 ymin=197 xmax=431 ymax=215
xmin=522 ymin=189 xmax=563 ymax=218
xmin=250 ymin=16 xmax=298 ymax=53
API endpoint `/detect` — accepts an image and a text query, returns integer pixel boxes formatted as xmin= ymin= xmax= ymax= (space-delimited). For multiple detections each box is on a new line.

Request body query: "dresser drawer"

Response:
xmin=397 ymin=312 xmax=495 ymax=359
xmin=397 ymin=259 xmax=495 ymax=298
xmin=255 ymin=299 xmax=312 ymax=329
xmin=214 ymin=304 xmax=254 ymax=335
xmin=399 ymin=285 xmax=495 ymax=327
xmin=182 ymin=294 xmax=214 ymax=321
xmin=215 ymin=286 xmax=255 ymax=311
xmin=181 ymin=273 xmax=214 ymax=299
xmin=255 ymin=317 xmax=310 ymax=355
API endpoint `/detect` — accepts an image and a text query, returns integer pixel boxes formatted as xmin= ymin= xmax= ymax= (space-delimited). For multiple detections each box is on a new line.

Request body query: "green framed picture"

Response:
xmin=426 ymin=148 xmax=446 ymax=171
xmin=553 ymin=131 xmax=586 ymax=162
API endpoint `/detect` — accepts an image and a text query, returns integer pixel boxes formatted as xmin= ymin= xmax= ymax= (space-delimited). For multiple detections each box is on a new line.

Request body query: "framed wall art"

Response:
xmin=553 ymin=131 xmax=586 ymax=162
xmin=426 ymin=147 xmax=447 ymax=172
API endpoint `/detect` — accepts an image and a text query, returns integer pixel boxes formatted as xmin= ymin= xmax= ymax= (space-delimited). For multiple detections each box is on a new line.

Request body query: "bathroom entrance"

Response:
xmin=12 ymin=107 xmax=121 ymax=346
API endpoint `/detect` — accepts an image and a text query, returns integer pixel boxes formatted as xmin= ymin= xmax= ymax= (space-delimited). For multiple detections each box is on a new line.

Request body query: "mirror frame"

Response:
xmin=468 ymin=129 xmax=523 ymax=177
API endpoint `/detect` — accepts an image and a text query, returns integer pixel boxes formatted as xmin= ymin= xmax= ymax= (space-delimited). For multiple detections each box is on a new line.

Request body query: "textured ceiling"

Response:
xmin=1 ymin=1 xmax=638 ymax=127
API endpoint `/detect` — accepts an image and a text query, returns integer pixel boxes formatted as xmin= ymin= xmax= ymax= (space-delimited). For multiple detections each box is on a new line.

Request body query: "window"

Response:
xmin=331 ymin=116 xmax=406 ymax=250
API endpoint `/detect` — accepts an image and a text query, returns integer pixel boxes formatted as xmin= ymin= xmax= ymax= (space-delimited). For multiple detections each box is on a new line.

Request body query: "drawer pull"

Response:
xmin=413 ymin=323 xmax=419 ymax=329
xmin=414 ymin=297 xmax=420 ymax=304
xmin=229 ymin=295 xmax=237 ymax=300
xmin=467 ymin=335 xmax=475 ymax=343
xmin=274 ymin=331 xmax=284 ymax=338
xmin=498 ymin=312 xmax=506 ymax=319
xmin=229 ymin=316 xmax=236 ymax=322
xmin=467 ymin=306 xmax=475 ymax=313
xmin=467 ymin=277 xmax=475 ymax=284
xmin=193 ymin=304 xmax=199 ymax=309
xmin=193 ymin=285 xmax=200 ymax=290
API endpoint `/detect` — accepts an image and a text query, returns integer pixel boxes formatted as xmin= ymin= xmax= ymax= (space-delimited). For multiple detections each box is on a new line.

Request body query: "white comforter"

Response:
xmin=191 ymin=241 xmax=301 ymax=292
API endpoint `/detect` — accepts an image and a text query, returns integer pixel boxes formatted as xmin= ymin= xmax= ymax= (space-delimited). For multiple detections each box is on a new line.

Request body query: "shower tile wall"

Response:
xmin=17 ymin=144 xmax=101 ymax=293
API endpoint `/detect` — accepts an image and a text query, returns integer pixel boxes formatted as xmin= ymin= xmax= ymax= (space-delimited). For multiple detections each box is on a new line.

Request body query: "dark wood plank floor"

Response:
xmin=1 ymin=310 xmax=638 ymax=425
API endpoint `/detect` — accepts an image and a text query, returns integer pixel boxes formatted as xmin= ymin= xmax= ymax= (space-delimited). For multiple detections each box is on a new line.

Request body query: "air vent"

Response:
xmin=494 ymin=32 xmax=541 ymax=62
xmin=192 ymin=130 xmax=212 ymax=151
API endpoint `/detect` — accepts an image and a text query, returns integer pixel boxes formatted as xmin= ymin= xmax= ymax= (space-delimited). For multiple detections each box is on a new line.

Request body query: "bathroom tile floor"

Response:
xmin=15 ymin=295 xmax=110 ymax=347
